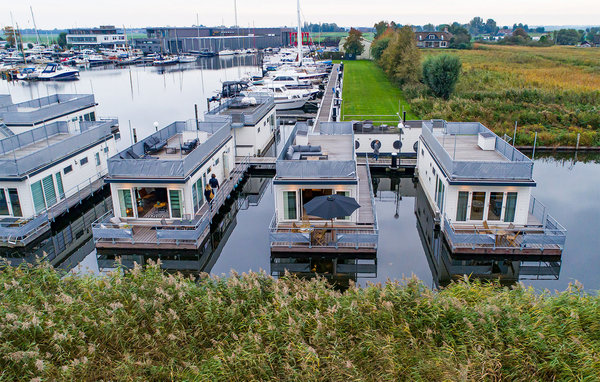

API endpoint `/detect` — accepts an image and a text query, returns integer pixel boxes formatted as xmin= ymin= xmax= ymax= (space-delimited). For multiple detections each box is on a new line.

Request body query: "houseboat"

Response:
xmin=417 ymin=120 xmax=566 ymax=256
xmin=206 ymin=93 xmax=276 ymax=157
xmin=0 ymin=119 xmax=119 ymax=246
xmin=0 ymin=93 xmax=99 ymax=135
xmin=269 ymin=122 xmax=378 ymax=255
xmin=92 ymin=117 xmax=248 ymax=251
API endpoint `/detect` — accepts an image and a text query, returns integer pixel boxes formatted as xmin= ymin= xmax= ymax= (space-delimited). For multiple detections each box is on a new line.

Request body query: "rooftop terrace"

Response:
xmin=108 ymin=119 xmax=231 ymax=180
xmin=206 ymin=93 xmax=274 ymax=126
xmin=0 ymin=94 xmax=96 ymax=126
xmin=422 ymin=120 xmax=533 ymax=182
xmin=0 ymin=119 xmax=116 ymax=177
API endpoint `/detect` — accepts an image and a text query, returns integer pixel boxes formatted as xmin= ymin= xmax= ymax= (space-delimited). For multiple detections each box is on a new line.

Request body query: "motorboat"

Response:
xmin=153 ymin=56 xmax=179 ymax=66
xmin=177 ymin=55 xmax=197 ymax=63
xmin=218 ymin=49 xmax=235 ymax=56
xmin=246 ymin=84 xmax=312 ymax=110
xmin=37 ymin=63 xmax=79 ymax=80
xmin=16 ymin=66 xmax=41 ymax=80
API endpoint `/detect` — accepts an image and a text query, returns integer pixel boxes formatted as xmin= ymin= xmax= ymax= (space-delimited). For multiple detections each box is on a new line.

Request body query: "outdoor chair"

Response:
xmin=312 ymin=222 xmax=329 ymax=246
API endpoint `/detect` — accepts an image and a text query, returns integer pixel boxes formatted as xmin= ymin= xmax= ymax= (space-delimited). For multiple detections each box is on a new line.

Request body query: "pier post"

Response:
xmin=532 ymin=132 xmax=537 ymax=159
xmin=576 ymin=133 xmax=580 ymax=151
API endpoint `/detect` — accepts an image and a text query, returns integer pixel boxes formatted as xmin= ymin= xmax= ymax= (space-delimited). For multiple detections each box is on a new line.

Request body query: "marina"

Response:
xmin=0 ymin=42 xmax=595 ymax=292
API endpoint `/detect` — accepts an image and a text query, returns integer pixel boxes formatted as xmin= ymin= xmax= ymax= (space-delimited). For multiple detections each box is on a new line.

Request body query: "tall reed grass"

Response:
xmin=1 ymin=261 xmax=599 ymax=381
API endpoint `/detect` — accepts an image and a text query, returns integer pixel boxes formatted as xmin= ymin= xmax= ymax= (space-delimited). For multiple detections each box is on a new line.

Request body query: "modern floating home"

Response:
xmin=0 ymin=94 xmax=99 ymax=135
xmin=417 ymin=120 xmax=566 ymax=256
xmin=206 ymin=93 xmax=276 ymax=157
xmin=0 ymin=119 xmax=119 ymax=246
xmin=92 ymin=117 xmax=247 ymax=250
xmin=269 ymin=122 xmax=378 ymax=255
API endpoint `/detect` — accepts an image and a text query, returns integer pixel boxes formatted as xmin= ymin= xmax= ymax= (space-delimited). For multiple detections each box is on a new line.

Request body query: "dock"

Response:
xmin=313 ymin=64 xmax=340 ymax=132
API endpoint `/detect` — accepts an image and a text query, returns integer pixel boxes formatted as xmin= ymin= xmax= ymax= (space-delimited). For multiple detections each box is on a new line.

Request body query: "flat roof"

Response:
xmin=0 ymin=94 xmax=96 ymax=125
xmin=435 ymin=134 xmax=508 ymax=162
xmin=0 ymin=133 xmax=72 ymax=160
xmin=307 ymin=134 xmax=353 ymax=161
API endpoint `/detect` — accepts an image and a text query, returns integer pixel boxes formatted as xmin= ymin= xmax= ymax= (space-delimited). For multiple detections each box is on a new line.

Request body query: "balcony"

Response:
xmin=206 ymin=93 xmax=274 ymax=126
xmin=443 ymin=197 xmax=566 ymax=256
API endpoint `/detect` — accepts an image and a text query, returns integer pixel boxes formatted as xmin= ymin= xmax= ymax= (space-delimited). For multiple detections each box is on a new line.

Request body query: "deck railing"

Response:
xmin=0 ymin=94 xmax=96 ymax=125
xmin=421 ymin=120 xmax=533 ymax=181
xmin=443 ymin=197 xmax=566 ymax=251
xmin=268 ymin=214 xmax=378 ymax=250
xmin=206 ymin=93 xmax=274 ymax=126
xmin=93 ymin=156 xmax=250 ymax=247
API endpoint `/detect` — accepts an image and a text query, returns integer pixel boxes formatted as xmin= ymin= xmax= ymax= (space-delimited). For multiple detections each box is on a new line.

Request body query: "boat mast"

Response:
xmin=296 ymin=0 xmax=302 ymax=66
xmin=30 ymin=6 xmax=41 ymax=45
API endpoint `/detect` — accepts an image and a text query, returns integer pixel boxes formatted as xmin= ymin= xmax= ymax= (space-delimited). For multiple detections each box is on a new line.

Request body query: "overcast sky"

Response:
xmin=2 ymin=0 xmax=599 ymax=30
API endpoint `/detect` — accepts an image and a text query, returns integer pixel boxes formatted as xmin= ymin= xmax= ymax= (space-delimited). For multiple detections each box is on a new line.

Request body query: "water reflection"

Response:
xmin=414 ymin=183 xmax=561 ymax=288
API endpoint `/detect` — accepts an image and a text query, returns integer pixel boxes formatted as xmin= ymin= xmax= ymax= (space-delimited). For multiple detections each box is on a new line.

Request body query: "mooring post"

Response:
xmin=576 ymin=133 xmax=580 ymax=151
xmin=532 ymin=132 xmax=537 ymax=160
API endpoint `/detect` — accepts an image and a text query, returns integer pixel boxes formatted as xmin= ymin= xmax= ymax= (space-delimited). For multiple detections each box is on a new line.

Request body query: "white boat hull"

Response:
xmin=274 ymin=97 xmax=307 ymax=110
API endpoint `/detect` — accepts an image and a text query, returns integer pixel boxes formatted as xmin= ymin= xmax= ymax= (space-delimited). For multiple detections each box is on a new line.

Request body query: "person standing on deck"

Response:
xmin=209 ymin=174 xmax=220 ymax=196
xmin=204 ymin=184 xmax=214 ymax=204
xmin=373 ymin=145 xmax=380 ymax=162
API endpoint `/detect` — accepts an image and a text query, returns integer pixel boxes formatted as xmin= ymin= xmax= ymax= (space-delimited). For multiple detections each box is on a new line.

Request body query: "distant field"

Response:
xmin=341 ymin=60 xmax=417 ymax=123
xmin=310 ymin=31 xmax=374 ymax=43
xmin=408 ymin=44 xmax=600 ymax=146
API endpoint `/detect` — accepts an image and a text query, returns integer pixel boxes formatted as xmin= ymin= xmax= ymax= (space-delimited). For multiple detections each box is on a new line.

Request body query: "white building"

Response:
xmin=66 ymin=26 xmax=127 ymax=48
xmin=417 ymin=120 xmax=566 ymax=256
xmin=0 ymin=119 xmax=118 ymax=245
xmin=93 ymin=118 xmax=238 ymax=250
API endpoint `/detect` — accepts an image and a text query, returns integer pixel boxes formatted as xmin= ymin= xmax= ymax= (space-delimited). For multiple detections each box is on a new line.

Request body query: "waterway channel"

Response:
xmin=3 ymin=58 xmax=599 ymax=291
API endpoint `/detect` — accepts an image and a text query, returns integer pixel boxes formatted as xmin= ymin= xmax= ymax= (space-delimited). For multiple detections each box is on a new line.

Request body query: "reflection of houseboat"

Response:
xmin=269 ymin=122 xmax=378 ymax=255
xmin=92 ymin=118 xmax=246 ymax=250
xmin=417 ymin=120 xmax=566 ymax=256
xmin=206 ymin=93 xmax=276 ymax=156
xmin=271 ymin=254 xmax=376 ymax=290
xmin=0 ymin=119 xmax=119 ymax=246
xmin=414 ymin=183 xmax=561 ymax=288
xmin=0 ymin=93 xmax=100 ymax=135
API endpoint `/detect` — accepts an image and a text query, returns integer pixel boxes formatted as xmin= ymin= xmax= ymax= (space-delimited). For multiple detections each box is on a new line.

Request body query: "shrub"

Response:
xmin=422 ymin=54 xmax=462 ymax=99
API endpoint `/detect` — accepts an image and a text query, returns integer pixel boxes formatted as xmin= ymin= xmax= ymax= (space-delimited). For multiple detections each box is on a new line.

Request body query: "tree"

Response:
xmin=423 ymin=23 xmax=435 ymax=32
xmin=513 ymin=28 xmax=529 ymax=39
xmin=485 ymin=19 xmax=498 ymax=35
xmin=370 ymin=37 xmax=391 ymax=60
xmin=374 ymin=21 xmax=388 ymax=39
xmin=57 ymin=32 xmax=68 ymax=48
xmin=2 ymin=27 xmax=17 ymax=47
xmin=556 ymin=29 xmax=581 ymax=45
xmin=379 ymin=26 xmax=420 ymax=85
xmin=448 ymin=24 xmax=472 ymax=49
xmin=422 ymin=54 xmax=462 ymax=99
xmin=468 ymin=17 xmax=484 ymax=35
xmin=343 ymin=28 xmax=364 ymax=58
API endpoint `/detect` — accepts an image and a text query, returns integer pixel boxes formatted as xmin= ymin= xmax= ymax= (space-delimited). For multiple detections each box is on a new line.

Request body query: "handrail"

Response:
xmin=364 ymin=156 xmax=379 ymax=231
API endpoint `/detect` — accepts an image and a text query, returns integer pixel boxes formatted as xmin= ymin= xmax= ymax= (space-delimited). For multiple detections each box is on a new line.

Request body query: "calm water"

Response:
xmin=3 ymin=62 xmax=600 ymax=292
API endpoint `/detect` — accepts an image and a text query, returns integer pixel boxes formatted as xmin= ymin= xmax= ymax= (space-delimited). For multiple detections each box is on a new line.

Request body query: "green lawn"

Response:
xmin=341 ymin=60 xmax=417 ymax=123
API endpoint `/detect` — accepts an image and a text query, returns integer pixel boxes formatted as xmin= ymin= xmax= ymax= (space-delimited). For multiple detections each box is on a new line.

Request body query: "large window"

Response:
xmin=488 ymin=192 xmax=504 ymax=221
xmin=31 ymin=181 xmax=46 ymax=214
xmin=0 ymin=190 xmax=9 ymax=215
xmin=169 ymin=190 xmax=182 ymax=219
xmin=42 ymin=175 xmax=57 ymax=207
xmin=117 ymin=189 xmax=134 ymax=218
xmin=470 ymin=192 xmax=486 ymax=221
xmin=8 ymin=189 xmax=21 ymax=217
xmin=133 ymin=187 xmax=170 ymax=219
xmin=336 ymin=191 xmax=350 ymax=220
xmin=456 ymin=191 xmax=469 ymax=221
xmin=301 ymin=189 xmax=333 ymax=220
xmin=192 ymin=178 xmax=204 ymax=213
xmin=55 ymin=172 xmax=65 ymax=200
xmin=436 ymin=179 xmax=445 ymax=211
xmin=283 ymin=191 xmax=297 ymax=220
xmin=504 ymin=192 xmax=518 ymax=223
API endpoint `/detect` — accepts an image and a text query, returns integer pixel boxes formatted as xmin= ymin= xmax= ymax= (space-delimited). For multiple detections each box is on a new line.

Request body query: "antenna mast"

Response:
xmin=30 ymin=6 xmax=41 ymax=45
xmin=296 ymin=0 xmax=302 ymax=66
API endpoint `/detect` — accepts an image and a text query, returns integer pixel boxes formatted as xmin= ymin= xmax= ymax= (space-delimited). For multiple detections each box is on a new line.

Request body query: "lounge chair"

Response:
xmin=181 ymin=139 xmax=198 ymax=154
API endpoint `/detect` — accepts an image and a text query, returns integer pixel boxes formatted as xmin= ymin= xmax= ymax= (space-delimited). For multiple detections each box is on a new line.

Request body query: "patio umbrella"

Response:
xmin=303 ymin=194 xmax=361 ymax=220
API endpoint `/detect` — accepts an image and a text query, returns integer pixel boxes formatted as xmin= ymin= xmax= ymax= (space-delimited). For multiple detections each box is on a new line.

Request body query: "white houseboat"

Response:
xmin=92 ymin=117 xmax=247 ymax=250
xmin=0 ymin=94 xmax=99 ymax=135
xmin=206 ymin=93 xmax=276 ymax=157
xmin=269 ymin=122 xmax=378 ymax=255
xmin=417 ymin=120 xmax=566 ymax=256
xmin=0 ymin=119 xmax=119 ymax=246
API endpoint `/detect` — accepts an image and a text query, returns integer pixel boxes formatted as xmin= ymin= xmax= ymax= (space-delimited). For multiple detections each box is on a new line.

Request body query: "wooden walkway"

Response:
xmin=314 ymin=64 xmax=340 ymax=132
xmin=357 ymin=164 xmax=374 ymax=225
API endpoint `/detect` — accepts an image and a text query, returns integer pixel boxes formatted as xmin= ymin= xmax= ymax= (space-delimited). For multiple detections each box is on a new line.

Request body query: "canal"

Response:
xmin=3 ymin=59 xmax=599 ymax=291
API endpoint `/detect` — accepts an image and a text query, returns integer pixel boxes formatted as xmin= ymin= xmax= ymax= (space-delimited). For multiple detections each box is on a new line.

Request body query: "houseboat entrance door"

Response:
xmin=301 ymin=189 xmax=333 ymax=220
xmin=223 ymin=152 xmax=230 ymax=178
xmin=133 ymin=187 xmax=170 ymax=219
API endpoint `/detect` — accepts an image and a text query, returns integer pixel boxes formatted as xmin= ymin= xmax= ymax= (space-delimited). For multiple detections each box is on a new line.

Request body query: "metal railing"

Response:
xmin=268 ymin=214 xmax=378 ymax=250
xmin=0 ymin=120 xmax=115 ymax=176
xmin=443 ymin=200 xmax=566 ymax=252
xmin=0 ymin=94 xmax=96 ymax=125
xmin=206 ymin=93 xmax=274 ymax=126
xmin=421 ymin=120 xmax=533 ymax=181
xmin=108 ymin=120 xmax=231 ymax=179
xmin=93 ymin=156 xmax=251 ymax=246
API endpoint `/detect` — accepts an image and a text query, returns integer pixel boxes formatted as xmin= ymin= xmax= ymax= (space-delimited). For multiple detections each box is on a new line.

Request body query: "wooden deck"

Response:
xmin=314 ymin=64 xmax=340 ymax=132
xmin=357 ymin=164 xmax=374 ymax=224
